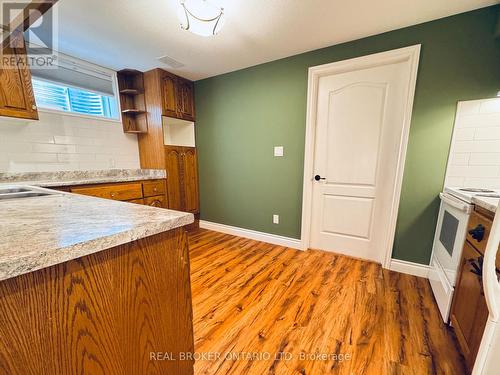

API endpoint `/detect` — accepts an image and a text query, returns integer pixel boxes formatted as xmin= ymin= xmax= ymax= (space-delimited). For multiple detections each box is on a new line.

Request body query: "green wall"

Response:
xmin=194 ymin=6 xmax=500 ymax=264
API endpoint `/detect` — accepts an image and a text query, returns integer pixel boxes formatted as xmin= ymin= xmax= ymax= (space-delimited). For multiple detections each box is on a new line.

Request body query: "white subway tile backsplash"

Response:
xmin=0 ymin=142 xmax=33 ymax=153
xmin=469 ymin=153 xmax=500 ymax=166
xmin=447 ymin=165 xmax=500 ymax=178
xmin=458 ymin=101 xmax=481 ymax=115
xmin=445 ymin=176 xmax=465 ymax=187
xmin=456 ymin=113 xmax=500 ymax=128
xmin=480 ymin=99 xmax=500 ymax=114
xmin=452 ymin=141 xmax=474 ymax=153
xmin=471 ymin=140 xmax=500 ymax=153
xmin=445 ymin=99 xmax=500 ymax=188
xmin=0 ymin=111 xmax=140 ymax=172
xmin=8 ymin=153 xmax=58 ymax=163
xmin=474 ymin=127 xmax=500 ymax=140
xmin=463 ymin=177 xmax=500 ymax=189
xmin=57 ymin=153 xmax=96 ymax=162
xmin=454 ymin=128 xmax=475 ymax=141
xmin=53 ymin=135 xmax=106 ymax=146
xmin=449 ymin=153 xmax=470 ymax=166
xmin=32 ymin=143 xmax=77 ymax=154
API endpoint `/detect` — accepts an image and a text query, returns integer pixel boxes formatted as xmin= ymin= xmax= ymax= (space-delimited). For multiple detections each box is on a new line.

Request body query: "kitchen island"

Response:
xmin=0 ymin=187 xmax=195 ymax=374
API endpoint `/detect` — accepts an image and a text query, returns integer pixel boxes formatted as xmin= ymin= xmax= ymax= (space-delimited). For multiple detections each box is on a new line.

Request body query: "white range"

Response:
xmin=429 ymin=187 xmax=500 ymax=323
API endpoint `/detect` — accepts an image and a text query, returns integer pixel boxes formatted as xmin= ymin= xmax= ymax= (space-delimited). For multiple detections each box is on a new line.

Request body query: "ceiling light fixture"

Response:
xmin=178 ymin=0 xmax=224 ymax=37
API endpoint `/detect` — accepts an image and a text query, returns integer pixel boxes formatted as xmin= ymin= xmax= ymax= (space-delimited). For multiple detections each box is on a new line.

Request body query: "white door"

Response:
xmin=309 ymin=51 xmax=417 ymax=263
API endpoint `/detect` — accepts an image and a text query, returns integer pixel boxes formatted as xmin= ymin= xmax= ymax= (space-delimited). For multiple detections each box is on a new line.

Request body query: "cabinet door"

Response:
xmin=450 ymin=241 xmax=489 ymax=371
xmin=177 ymin=79 xmax=195 ymax=121
xmin=182 ymin=147 xmax=199 ymax=214
xmin=0 ymin=35 xmax=38 ymax=120
xmin=144 ymin=195 xmax=167 ymax=208
xmin=165 ymin=146 xmax=184 ymax=211
xmin=162 ymin=73 xmax=178 ymax=118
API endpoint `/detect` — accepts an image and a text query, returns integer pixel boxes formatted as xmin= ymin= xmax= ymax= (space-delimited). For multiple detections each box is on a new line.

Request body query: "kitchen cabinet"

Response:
xmin=176 ymin=78 xmax=195 ymax=121
xmin=0 ymin=33 xmax=38 ymax=120
xmin=161 ymin=71 xmax=195 ymax=121
xmin=165 ymin=145 xmax=199 ymax=214
xmin=144 ymin=195 xmax=167 ymax=208
xmin=450 ymin=208 xmax=499 ymax=373
xmin=71 ymin=182 xmax=144 ymax=201
xmin=0 ymin=228 xmax=195 ymax=374
xmin=450 ymin=241 xmax=489 ymax=371
xmin=67 ymin=179 xmax=168 ymax=208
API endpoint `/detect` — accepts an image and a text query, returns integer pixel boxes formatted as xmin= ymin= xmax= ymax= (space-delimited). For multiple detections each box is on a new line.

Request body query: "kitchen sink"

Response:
xmin=0 ymin=187 xmax=60 ymax=200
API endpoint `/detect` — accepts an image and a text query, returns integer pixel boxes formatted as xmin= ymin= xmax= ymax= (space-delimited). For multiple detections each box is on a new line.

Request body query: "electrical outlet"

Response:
xmin=274 ymin=146 xmax=284 ymax=157
xmin=273 ymin=214 xmax=280 ymax=224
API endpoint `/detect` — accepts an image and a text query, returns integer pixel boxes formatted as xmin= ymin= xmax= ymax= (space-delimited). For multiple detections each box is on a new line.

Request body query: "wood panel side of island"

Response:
xmin=0 ymin=228 xmax=194 ymax=375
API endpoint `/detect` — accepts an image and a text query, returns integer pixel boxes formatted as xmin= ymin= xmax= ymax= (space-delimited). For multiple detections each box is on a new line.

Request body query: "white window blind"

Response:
xmin=32 ymin=79 xmax=119 ymax=119
xmin=29 ymin=49 xmax=119 ymax=120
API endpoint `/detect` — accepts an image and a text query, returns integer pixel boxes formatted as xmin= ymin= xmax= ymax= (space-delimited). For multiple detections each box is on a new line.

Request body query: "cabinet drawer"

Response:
xmin=467 ymin=210 xmax=492 ymax=255
xmin=127 ymin=198 xmax=145 ymax=205
xmin=144 ymin=195 xmax=167 ymax=208
xmin=71 ymin=183 xmax=143 ymax=201
xmin=143 ymin=180 xmax=166 ymax=197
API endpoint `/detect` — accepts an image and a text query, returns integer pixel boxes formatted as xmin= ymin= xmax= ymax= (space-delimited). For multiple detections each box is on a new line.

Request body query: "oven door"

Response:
xmin=429 ymin=193 xmax=472 ymax=322
xmin=433 ymin=193 xmax=472 ymax=286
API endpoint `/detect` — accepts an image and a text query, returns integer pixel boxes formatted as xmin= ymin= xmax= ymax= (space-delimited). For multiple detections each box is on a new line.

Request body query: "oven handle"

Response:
xmin=439 ymin=193 xmax=471 ymax=213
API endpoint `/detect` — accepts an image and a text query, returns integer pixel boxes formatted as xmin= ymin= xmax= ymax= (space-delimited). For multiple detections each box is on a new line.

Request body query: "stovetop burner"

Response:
xmin=459 ymin=188 xmax=495 ymax=193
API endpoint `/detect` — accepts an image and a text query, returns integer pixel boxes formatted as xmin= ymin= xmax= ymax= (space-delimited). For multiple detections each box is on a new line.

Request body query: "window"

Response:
xmin=28 ymin=51 xmax=120 ymax=120
xmin=32 ymin=79 xmax=119 ymax=119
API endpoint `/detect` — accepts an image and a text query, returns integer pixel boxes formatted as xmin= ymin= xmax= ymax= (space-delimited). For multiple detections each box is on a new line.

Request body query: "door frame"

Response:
xmin=300 ymin=45 xmax=421 ymax=268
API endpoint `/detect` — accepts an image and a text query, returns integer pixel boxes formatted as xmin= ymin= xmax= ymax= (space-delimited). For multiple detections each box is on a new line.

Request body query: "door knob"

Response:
xmin=314 ymin=175 xmax=326 ymax=181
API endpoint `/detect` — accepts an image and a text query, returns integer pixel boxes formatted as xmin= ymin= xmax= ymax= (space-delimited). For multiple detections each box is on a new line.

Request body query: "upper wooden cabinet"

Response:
xmin=161 ymin=71 xmax=195 ymax=121
xmin=0 ymin=34 xmax=38 ymax=120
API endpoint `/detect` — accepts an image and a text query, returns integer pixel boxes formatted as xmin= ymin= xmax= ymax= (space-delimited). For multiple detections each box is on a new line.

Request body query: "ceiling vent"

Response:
xmin=158 ymin=55 xmax=185 ymax=69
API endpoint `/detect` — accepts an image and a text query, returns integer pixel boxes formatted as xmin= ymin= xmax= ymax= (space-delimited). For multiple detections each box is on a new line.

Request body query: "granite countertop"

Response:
xmin=0 ymin=169 xmax=166 ymax=187
xmin=0 ymin=187 xmax=193 ymax=281
xmin=472 ymin=196 xmax=499 ymax=214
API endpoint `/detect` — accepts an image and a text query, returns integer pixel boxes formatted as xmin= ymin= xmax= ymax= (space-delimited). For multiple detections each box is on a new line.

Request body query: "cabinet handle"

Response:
xmin=468 ymin=224 xmax=485 ymax=242
xmin=468 ymin=256 xmax=483 ymax=277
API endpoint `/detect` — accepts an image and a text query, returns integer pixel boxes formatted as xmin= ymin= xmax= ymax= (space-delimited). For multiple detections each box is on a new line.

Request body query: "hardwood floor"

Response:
xmin=188 ymin=229 xmax=466 ymax=375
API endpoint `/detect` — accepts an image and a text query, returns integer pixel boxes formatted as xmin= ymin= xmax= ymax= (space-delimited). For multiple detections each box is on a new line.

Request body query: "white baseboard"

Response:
xmin=389 ymin=259 xmax=430 ymax=278
xmin=199 ymin=220 xmax=302 ymax=250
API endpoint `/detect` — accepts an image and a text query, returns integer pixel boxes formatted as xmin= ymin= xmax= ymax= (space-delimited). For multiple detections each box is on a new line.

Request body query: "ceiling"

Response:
xmin=46 ymin=0 xmax=497 ymax=80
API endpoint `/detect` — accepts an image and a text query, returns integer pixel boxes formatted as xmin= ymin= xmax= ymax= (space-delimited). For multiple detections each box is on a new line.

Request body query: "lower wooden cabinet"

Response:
xmin=0 ymin=228 xmax=195 ymax=374
xmin=450 ymin=208 xmax=498 ymax=373
xmin=450 ymin=241 xmax=489 ymax=372
xmin=144 ymin=195 xmax=167 ymax=208
xmin=71 ymin=182 xmax=143 ymax=201
xmin=165 ymin=146 xmax=199 ymax=214
xmin=67 ymin=179 xmax=168 ymax=209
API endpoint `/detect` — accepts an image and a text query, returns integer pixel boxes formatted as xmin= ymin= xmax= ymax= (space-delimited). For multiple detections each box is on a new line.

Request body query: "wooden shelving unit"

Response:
xmin=117 ymin=69 xmax=148 ymax=134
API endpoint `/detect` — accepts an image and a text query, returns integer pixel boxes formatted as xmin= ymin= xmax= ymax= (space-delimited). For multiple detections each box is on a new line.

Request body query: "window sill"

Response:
xmin=37 ymin=107 xmax=122 ymax=124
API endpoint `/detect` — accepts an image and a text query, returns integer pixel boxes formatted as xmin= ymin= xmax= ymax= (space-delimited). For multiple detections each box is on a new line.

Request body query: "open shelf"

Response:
xmin=120 ymin=88 xmax=142 ymax=95
xmin=121 ymin=109 xmax=146 ymax=114
xmin=117 ymin=69 xmax=148 ymax=134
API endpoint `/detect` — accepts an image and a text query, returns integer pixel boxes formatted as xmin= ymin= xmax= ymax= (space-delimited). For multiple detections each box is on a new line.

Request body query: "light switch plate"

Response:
xmin=273 ymin=214 xmax=280 ymax=224
xmin=274 ymin=146 xmax=284 ymax=157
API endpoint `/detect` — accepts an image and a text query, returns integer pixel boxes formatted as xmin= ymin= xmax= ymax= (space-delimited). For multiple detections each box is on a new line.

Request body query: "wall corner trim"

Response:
xmin=199 ymin=220 xmax=302 ymax=250
xmin=389 ymin=259 xmax=430 ymax=278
